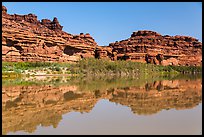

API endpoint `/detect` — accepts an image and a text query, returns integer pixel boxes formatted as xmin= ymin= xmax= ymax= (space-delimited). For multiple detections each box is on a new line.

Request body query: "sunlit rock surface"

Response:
xmin=107 ymin=30 xmax=202 ymax=66
xmin=2 ymin=6 xmax=202 ymax=66
xmin=2 ymin=6 xmax=97 ymax=63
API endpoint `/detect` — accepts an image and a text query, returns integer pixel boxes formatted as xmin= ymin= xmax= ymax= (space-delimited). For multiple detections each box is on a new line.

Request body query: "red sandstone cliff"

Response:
xmin=104 ymin=30 xmax=202 ymax=66
xmin=2 ymin=6 xmax=202 ymax=66
xmin=2 ymin=6 xmax=97 ymax=62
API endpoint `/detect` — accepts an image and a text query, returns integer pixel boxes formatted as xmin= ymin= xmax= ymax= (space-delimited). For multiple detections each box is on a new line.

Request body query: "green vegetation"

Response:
xmin=2 ymin=58 xmax=202 ymax=78
xmin=2 ymin=73 xmax=201 ymax=93
xmin=2 ymin=62 xmax=70 ymax=71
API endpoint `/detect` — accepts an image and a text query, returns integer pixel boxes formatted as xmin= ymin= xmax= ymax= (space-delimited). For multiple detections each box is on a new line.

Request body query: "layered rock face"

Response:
xmin=2 ymin=6 xmax=97 ymax=62
xmin=2 ymin=6 xmax=202 ymax=66
xmin=108 ymin=30 xmax=202 ymax=66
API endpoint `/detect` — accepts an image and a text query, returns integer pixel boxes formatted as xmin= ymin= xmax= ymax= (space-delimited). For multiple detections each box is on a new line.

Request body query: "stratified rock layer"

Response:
xmin=2 ymin=6 xmax=97 ymax=62
xmin=2 ymin=6 xmax=202 ymax=66
xmin=109 ymin=30 xmax=202 ymax=66
xmin=107 ymin=30 xmax=202 ymax=66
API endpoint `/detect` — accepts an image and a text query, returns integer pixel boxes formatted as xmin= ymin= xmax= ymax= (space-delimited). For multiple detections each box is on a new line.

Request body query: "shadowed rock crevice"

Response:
xmin=63 ymin=46 xmax=82 ymax=56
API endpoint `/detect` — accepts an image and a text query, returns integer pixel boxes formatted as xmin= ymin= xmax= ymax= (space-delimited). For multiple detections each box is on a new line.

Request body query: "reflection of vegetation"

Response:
xmin=0 ymin=74 xmax=168 ymax=90
xmin=2 ymin=73 xmax=201 ymax=92
xmin=169 ymin=73 xmax=202 ymax=80
xmin=2 ymin=74 xmax=202 ymax=135
xmin=2 ymin=78 xmax=45 ymax=86
xmin=72 ymin=76 xmax=160 ymax=92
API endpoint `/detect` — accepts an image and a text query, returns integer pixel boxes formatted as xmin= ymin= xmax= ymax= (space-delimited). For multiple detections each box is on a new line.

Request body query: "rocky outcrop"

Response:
xmin=108 ymin=30 xmax=202 ymax=66
xmin=2 ymin=6 xmax=202 ymax=66
xmin=41 ymin=17 xmax=63 ymax=31
xmin=2 ymin=5 xmax=62 ymax=30
xmin=2 ymin=6 xmax=97 ymax=62
xmin=2 ymin=5 xmax=7 ymax=13
xmin=94 ymin=46 xmax=113 ymax=60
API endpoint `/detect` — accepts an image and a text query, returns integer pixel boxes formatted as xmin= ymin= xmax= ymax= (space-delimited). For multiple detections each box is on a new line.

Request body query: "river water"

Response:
xmin=2 ymin=74 xmax=202 ymax=135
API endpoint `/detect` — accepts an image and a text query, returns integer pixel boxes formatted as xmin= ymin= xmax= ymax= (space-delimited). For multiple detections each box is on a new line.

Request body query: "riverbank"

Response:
xmin=2 ymin=58 xmax=202 ymax=78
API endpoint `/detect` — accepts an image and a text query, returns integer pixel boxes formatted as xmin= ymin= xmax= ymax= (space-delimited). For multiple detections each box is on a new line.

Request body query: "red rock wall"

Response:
xmin=2 ymin=6 xmax=202 ymax=66
xmin=108 ymin=30 xmax=202 ymax=66
xmin=2 ymin=6 xmax=97 ymax=62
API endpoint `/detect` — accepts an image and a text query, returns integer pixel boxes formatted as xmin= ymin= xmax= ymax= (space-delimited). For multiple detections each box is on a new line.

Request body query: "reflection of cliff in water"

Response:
xmin=109 ymin=79 xmax=202 ymax=115
xmin=2 ymin=78 xmax=202 ymax=135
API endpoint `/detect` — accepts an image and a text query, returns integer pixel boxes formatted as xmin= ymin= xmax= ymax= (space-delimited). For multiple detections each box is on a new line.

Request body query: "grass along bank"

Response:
xmin=2 ymin=58 xmax=202 ymax=77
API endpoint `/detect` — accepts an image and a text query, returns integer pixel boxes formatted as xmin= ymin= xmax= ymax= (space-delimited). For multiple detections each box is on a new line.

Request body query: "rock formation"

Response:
xmin=2 ymin=5 xmax=202 ymax=66
xmin=107 ymin=30 xmax=202 ymax=66
xmin=2 ymin=5 xmax=97 ymax=62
